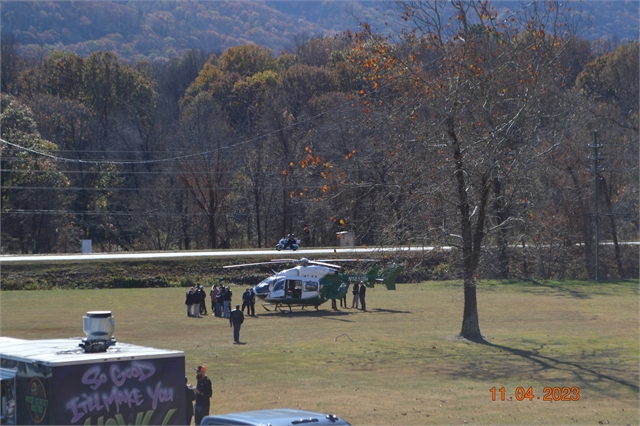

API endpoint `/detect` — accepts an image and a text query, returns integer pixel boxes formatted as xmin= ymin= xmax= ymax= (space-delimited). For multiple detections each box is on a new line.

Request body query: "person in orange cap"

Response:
xmin=193 ymin=365 xmax=212 ymax=425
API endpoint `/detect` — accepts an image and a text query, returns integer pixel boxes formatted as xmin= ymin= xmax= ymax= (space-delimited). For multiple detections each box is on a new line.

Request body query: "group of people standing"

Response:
xmin=184 ymin=285 xmax=208 ymax=317
xmin=351 ymin=282 xmax=367 ymax=311
xmin=209 ymin=284 xmax=234 ymax=318
xmin=185 ymin=284 xmax=255 ymax=318
xmin=333 ymin=282 xmax=368 ymax=311
xmin=184 ymin=284 xmax=253 ymax=345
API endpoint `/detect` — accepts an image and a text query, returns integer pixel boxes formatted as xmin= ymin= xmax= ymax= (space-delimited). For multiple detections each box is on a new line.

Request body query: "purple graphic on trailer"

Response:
xmin=53 ymin=358 xmax=185 ymax=425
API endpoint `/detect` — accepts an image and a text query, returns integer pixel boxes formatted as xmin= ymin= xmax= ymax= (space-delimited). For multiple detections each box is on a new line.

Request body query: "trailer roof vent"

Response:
xmin=79 ymin=311 xmax=116 ymax=353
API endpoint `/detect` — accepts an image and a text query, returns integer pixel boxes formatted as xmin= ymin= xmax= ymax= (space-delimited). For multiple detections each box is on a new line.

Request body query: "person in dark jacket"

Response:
xmin=249 ymin=288 xmax=256 ymax=317
xmin=242 ymin=288 xmax=252 ymax=315
xmin=192 ymin=286 xmax=202 ymax=318
xmin=194 ymin=365 xmax=212 ymax=426
xmin=359 ymin=283 xmax=367 ymax=312
xmin=223 ymin=286 xmax=232 ymax=318
xmin=351 ymin=282 xmax=359 ymax=309
xmin=229 ymin=304 xmax=245 ymax=344
xmin=185 ymin=287 xmax=194 ymax=317
xmin=216 ymin=286 xmax=225 ymax=318
xmin=185 ymin=376 xmax=195 ymax=425
xmin=199 ymin=286 xmax=208 ymax=315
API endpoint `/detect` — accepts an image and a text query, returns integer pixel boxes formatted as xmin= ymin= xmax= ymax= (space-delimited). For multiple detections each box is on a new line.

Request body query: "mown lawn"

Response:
xmin=1 ymin=280 xmax=638 ymax=425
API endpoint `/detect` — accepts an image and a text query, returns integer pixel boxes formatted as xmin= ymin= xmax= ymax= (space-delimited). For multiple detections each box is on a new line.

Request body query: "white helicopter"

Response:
xmin=223 ymin=258 xmax=403 ymax=312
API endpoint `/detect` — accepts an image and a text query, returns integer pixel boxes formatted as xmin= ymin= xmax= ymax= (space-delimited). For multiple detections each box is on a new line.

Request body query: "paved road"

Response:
xmin=0 ymin=246 xmax=449 ymax=263
xmin=3 ymin=241 xmax=635 ymax=263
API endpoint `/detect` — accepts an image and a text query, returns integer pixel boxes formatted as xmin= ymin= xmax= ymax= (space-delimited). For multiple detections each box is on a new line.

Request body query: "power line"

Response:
xmin=0 ymin=90 xmax=368 ymax=166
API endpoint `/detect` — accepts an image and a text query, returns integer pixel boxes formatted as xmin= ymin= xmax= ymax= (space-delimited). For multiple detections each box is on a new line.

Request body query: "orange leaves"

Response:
xmin=363 ymin=57 xmax=377 ymax=69
xmin=299 ymin=153 xmax=322 ymax=169
xmin=322 ymin=184 xmax=328 ymax=193
xmin=344 ymin=149 xmax=357 ymax=160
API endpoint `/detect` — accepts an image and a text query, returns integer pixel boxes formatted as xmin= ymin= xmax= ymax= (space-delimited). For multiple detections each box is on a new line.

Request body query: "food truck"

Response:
xmin=0 ymin=311 xmax=185 ymax=425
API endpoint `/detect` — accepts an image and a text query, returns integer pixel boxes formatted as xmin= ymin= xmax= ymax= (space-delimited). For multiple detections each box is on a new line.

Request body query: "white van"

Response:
xmin=200 ymin=408 xmax=352 ymax=426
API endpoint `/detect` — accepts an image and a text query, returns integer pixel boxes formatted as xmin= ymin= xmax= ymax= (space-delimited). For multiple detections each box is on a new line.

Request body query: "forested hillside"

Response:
xmin=1 ymin=1 xmax=638 ymax=61
xmin=1 ymin=1 xmax=395 ymax=59
xmin=1 ymin=1 xmax=638 ymax=286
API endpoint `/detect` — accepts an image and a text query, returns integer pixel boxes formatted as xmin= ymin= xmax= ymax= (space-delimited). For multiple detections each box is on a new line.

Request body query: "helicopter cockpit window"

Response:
xmin=255 ymin=277 xmax=275 ymax=295
xmin=272 ymin=279 xmax=285 ymax=293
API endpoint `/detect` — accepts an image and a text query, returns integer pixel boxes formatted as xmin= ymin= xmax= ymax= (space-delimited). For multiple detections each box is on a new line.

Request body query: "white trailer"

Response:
xmin=0 ymin=312 xmax=185 ymax=425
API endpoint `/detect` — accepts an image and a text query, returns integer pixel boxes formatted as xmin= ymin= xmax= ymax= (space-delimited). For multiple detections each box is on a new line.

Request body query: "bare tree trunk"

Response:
xmin=601 ymin=177 xmax=624 ymax=277
xmin=450 ymin=120 xmax=483 ymax=340
xmin=461 ymin=283 xmax=480 ymax=338
xmin=253 ymin=186 xmax=262 ymax=248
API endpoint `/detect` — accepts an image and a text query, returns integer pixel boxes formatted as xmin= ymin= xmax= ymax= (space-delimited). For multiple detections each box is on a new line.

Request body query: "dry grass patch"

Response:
xmin=1 ymin=280 xmax=638 ymax=425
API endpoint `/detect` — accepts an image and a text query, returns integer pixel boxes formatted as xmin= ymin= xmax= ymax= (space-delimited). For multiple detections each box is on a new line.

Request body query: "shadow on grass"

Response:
xmin=260 ymin=308 xmax=355 ymax=321
xmin=521 ymin=280 xmax=592 ymax=299
xmin=370 ymin=308 xmax=412 ymax=314
xmin=475 ymin=339 xmax=639 ymax=393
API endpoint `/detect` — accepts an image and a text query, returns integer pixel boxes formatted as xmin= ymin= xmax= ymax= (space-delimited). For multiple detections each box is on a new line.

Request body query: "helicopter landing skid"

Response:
xmin=262 ymin=303 xmax=320 ymax=312
xmin=262 ymin=303 xmax=291 ymax=312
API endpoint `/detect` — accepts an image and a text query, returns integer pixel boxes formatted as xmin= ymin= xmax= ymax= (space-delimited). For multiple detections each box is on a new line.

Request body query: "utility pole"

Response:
xmin=592 ymin=130 xmax=602 ymax=281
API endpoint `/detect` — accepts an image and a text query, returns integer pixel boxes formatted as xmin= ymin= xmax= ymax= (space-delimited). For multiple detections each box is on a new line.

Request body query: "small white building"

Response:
xmin=336 ymin=231 xmax=355 ymax=247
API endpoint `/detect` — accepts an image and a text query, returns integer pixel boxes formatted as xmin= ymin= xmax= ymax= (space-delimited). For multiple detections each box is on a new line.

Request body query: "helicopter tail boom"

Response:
xmin=375 ymin=265 xmax=404 ymax=290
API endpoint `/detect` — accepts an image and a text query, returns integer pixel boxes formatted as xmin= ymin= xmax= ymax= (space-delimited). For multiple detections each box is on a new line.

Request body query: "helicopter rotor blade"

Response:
xmin=307 ymin=260 xmax=342 ymax=269
xmin=270 ymin=258 xmax=342 ymax=269
xmin=224 ymin=257 xmax=352 ymax=269
xmin=223 ymin=261 xmax=286 ymax=268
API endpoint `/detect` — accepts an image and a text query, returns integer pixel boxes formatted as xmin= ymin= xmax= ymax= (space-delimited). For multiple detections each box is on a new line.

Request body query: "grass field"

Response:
xmin=1 ymin=280 xmax=638 ymax=425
